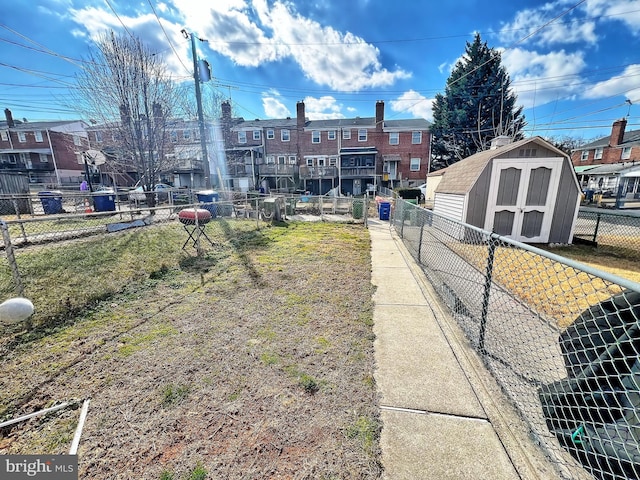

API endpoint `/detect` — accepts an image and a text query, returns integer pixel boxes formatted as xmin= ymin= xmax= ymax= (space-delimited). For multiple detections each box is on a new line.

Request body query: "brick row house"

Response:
xmin=221 ymin=100 xmax=431 ymax=195
xmin=571 ymin=118 xmax=640 ymax=200
xmin=0 ymin=108 xmax=88 ymax=187
xmin=86 ymin=117 xmax=223 ymax=189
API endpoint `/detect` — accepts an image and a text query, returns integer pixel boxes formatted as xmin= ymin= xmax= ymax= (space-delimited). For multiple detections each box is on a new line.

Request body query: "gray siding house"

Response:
xmin=433 ymin=136 xmax=581 ymax=244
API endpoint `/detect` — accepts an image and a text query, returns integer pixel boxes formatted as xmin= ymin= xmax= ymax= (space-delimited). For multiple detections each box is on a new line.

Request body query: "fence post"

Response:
xmin=417 ymin=213 xmax=425 ymax=262
xmin=400 ymin=201 xmax=405 ymax=238
xmin=479 ymin=235 xmax=497 ymax=355
xmin=0 ymin=220 xmax=24 ymax=297
xmin=593 ymin=212 xmax=601 ymax=244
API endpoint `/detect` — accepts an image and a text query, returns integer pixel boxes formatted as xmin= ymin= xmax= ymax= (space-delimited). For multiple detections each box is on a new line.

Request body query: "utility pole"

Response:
xmin=182 ymin=29 xmax=212 ymax=188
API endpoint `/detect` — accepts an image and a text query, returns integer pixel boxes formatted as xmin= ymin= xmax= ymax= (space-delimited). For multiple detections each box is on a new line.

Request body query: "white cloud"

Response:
xmin=582 ymin=64 xmax=640 ymax=103
xmin=499 ymin=1 xmax=598 ymax=47
xmin=390 ymin=90 xmax=434 ymax=121
xmin=178 ymin=0 xmax=409 ymax=90
xmin=302 ymin=96 xmax=345 ymax=120
xmin=585 ymin=0 xmax=640 ymax=35
xmin=262 ymin=91 xmax=291 ymax=118
xmin=502 ymin=48 xmax=586 ymax=108
xmin=68 ymin=1 xmax=410 ymax=91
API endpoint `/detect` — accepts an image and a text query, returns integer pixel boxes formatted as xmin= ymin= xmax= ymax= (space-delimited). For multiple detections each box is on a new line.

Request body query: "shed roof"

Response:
xmin=435 ymin=136 xmax=568 ymax=195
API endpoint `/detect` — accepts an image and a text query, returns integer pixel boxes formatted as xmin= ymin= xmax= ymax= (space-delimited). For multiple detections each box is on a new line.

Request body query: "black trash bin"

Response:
xmin=93 ymin=193 xmax=116 ymax=212
xmin=197 ymin=190 xmax=219 ymax=217
xmin=38 ymin=191 xmax=64 ymax=214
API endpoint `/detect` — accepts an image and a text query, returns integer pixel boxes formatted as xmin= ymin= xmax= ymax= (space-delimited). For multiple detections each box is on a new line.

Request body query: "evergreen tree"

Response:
xmin=430 ymin=33 xmax=526 ymax=170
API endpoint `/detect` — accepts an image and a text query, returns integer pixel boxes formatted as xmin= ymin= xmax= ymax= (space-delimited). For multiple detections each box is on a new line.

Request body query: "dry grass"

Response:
xmin=449 ymin=240 xmax=639 ymax=328
xmin=0 ymin=220 xmax=380 ymax=479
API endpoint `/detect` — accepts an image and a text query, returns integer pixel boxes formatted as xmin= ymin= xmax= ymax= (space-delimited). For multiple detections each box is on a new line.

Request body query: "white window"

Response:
xmin=253 ymin=130 xmax=261 ymax=140
xmin=329 ymin=157 xmax=337 ymax=166
xmin=0 ymin=130 xmax=8 ymax=141
xmin=238 ymin=131 xmax=247 ymax=144
xmin=94 ymin=131 xmax=103 ymax=143
xmin=410 ymin=158 xmax=421 ymax=171
xmin=170 ymin=131 xmax=178 ymax=143
xmin=580 ymin=150 xmax=589 ymax=162
xmin=306 ymin=158 xmax=314 ymax=166
xmin=281 ymin=129 xmax=290 ymax=142
xmin=412 ymin=131 xmax=422 ymax=144
xmin=312 ymin=131 xmax=320 ymax=143
xmin=20 ymin=152 xmax=29 ymax=163
xmin=267 ymin=129 xmax=274 ymax=139
xmin=328 ymin=130 xmax=336 ymax=140
xmin=288 ymin=155 xmax=296 ymax=164
xmin=266 ymin=155 xmax=275 ymax=164
xmin=318 ymin=158 xmax=326 ymax=167
xmin=358 ymin=129 xmax=367 ymax=142
xmin=18 ymin=132 xmax=26 ymax=143
xmin=277 ymin=156 xmax=285 ymax=164
xmin=594 ymin=147 xmax=603 ymax=160
xmin=343 ymin=129 xmax=351 ymax=140
xmin=34 ymin=131 xmax=43 ymax=142
xmin=389 ymin=132 xmax=399 ymax=145
xmin=183 ymin=129 xmax=191 ymax=140
xmin=622 ymin=147 xmax=632 ymax=160
xmin=39 ymin=153 xmax=49 ymax=163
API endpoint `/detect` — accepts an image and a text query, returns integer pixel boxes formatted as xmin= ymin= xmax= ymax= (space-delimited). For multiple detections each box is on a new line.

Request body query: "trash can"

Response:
xmin=197 ymin=190 xmax=219 ymax=217
xmin=378 ymin=202 xmax=391 ymax=220
xmin=352 ymin=199 xmax=364 ymax=219
xmin=38 ymin=191 xmax=64 ymax=214
xmin=93 ymin=193 xmax=116 ymax=212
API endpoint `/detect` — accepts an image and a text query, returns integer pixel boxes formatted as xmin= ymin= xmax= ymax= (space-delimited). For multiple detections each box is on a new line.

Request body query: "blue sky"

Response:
xmin=2 ymin=0 xmax=640 ymax=141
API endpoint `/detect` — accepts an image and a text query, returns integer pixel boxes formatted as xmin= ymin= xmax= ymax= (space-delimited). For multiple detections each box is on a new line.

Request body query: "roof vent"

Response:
xmin=490 ymin=135 xmax=512 ymax=150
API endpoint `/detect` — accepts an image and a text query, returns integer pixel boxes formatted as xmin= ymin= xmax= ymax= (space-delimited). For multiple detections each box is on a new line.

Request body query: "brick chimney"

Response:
xmin=375 ymin=101 xmax=384 ymax=131
xmin=221 ymin=101 xmax=231 ymax=121
xmin=296 ymin=101 xmax=305 ymax=130
xmin=610 ymin=118 xmax=627 ymax=146
xmin=4 ymin=108 xmax=14 ymax=128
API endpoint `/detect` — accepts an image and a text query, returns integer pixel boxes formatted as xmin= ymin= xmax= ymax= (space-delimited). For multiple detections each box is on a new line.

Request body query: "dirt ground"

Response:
xmin=0 ymin=222 xmax=381 ymax=479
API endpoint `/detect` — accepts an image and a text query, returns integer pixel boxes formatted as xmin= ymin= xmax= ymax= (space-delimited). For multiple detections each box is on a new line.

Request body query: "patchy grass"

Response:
xmin=0 ymin=220 xmax=380 ymax=479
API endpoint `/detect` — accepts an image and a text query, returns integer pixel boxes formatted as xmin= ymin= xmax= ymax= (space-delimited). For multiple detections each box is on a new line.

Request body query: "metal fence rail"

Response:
xmin=392 ymin=199 xmax=640 ymax=480
xmin=573 ymin=208 xmax=640 ymax=251
xmin=0 ymin=194 xmax=370 ymax=297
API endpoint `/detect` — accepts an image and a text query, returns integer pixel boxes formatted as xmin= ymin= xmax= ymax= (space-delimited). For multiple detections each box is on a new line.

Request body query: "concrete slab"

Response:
xmin=380 ymin=409 xmax=519 ymax=480
xmin=373 ymin=305 xmax=485 ymax=418
xmin=372 ymin=267 xmax=428 ymax=305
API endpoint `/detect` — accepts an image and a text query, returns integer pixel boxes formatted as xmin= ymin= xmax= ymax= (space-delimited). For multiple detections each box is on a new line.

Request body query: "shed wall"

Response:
xmin=433 ymin=193 xmax=465 ymax=221
xmin=465 ymin=160 xmax=492 ymax=227
xmin=548 ymin=160 xmax=580 ymax=244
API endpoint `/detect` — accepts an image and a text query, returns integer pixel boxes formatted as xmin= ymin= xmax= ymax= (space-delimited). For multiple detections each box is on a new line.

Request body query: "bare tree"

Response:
xmin=74 ymin=31 xmax=178 ymax=207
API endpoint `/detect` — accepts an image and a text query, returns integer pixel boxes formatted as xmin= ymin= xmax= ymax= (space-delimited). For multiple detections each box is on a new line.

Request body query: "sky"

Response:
xmin=2 ymin=0 xmax=640 ymax=141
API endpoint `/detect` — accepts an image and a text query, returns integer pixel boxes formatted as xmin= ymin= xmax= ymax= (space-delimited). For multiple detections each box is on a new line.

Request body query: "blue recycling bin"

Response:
xmin=38 ymin=190 xmax=64 ymax=214
xmin=378 ymin=202 xmax=391 ymax=220
xmin=93 ymin=193 xmax=116 ymax=212
xmin=197 ymin=190 xmax=219 ymax=217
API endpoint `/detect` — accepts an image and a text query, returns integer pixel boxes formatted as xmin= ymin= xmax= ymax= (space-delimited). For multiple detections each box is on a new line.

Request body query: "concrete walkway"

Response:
xmin=368 ymin=218 xmax=558 ymax=480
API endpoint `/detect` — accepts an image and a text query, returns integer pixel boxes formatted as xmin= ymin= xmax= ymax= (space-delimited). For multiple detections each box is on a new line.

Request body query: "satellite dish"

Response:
xmin=0 ymin=297 xmax=34 ymax=326
xmin=85 ymin=149 xmax=107 ymax=166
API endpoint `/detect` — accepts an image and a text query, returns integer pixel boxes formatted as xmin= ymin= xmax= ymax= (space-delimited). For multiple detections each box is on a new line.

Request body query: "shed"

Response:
xmin=433 ymin=136 xmax=581 ymax=244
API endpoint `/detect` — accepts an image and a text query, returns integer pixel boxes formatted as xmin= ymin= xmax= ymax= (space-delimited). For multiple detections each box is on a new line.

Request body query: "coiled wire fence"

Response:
xmin=391 ymin=198 xmax=640 ymax=480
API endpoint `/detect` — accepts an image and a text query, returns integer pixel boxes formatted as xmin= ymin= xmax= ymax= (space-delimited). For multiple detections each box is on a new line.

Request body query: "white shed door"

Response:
xmin=485 ymin=158 xmax=562 ymax=243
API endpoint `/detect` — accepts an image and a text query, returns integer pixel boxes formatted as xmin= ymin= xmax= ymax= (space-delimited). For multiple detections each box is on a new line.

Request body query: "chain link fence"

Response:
xmin=392 ymin=198 xmax=640 ymax=480
xmin=573 ymin=208 xmax=640 ymax=251
xmin=0 ymin=193 xmax=370 ymax=298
